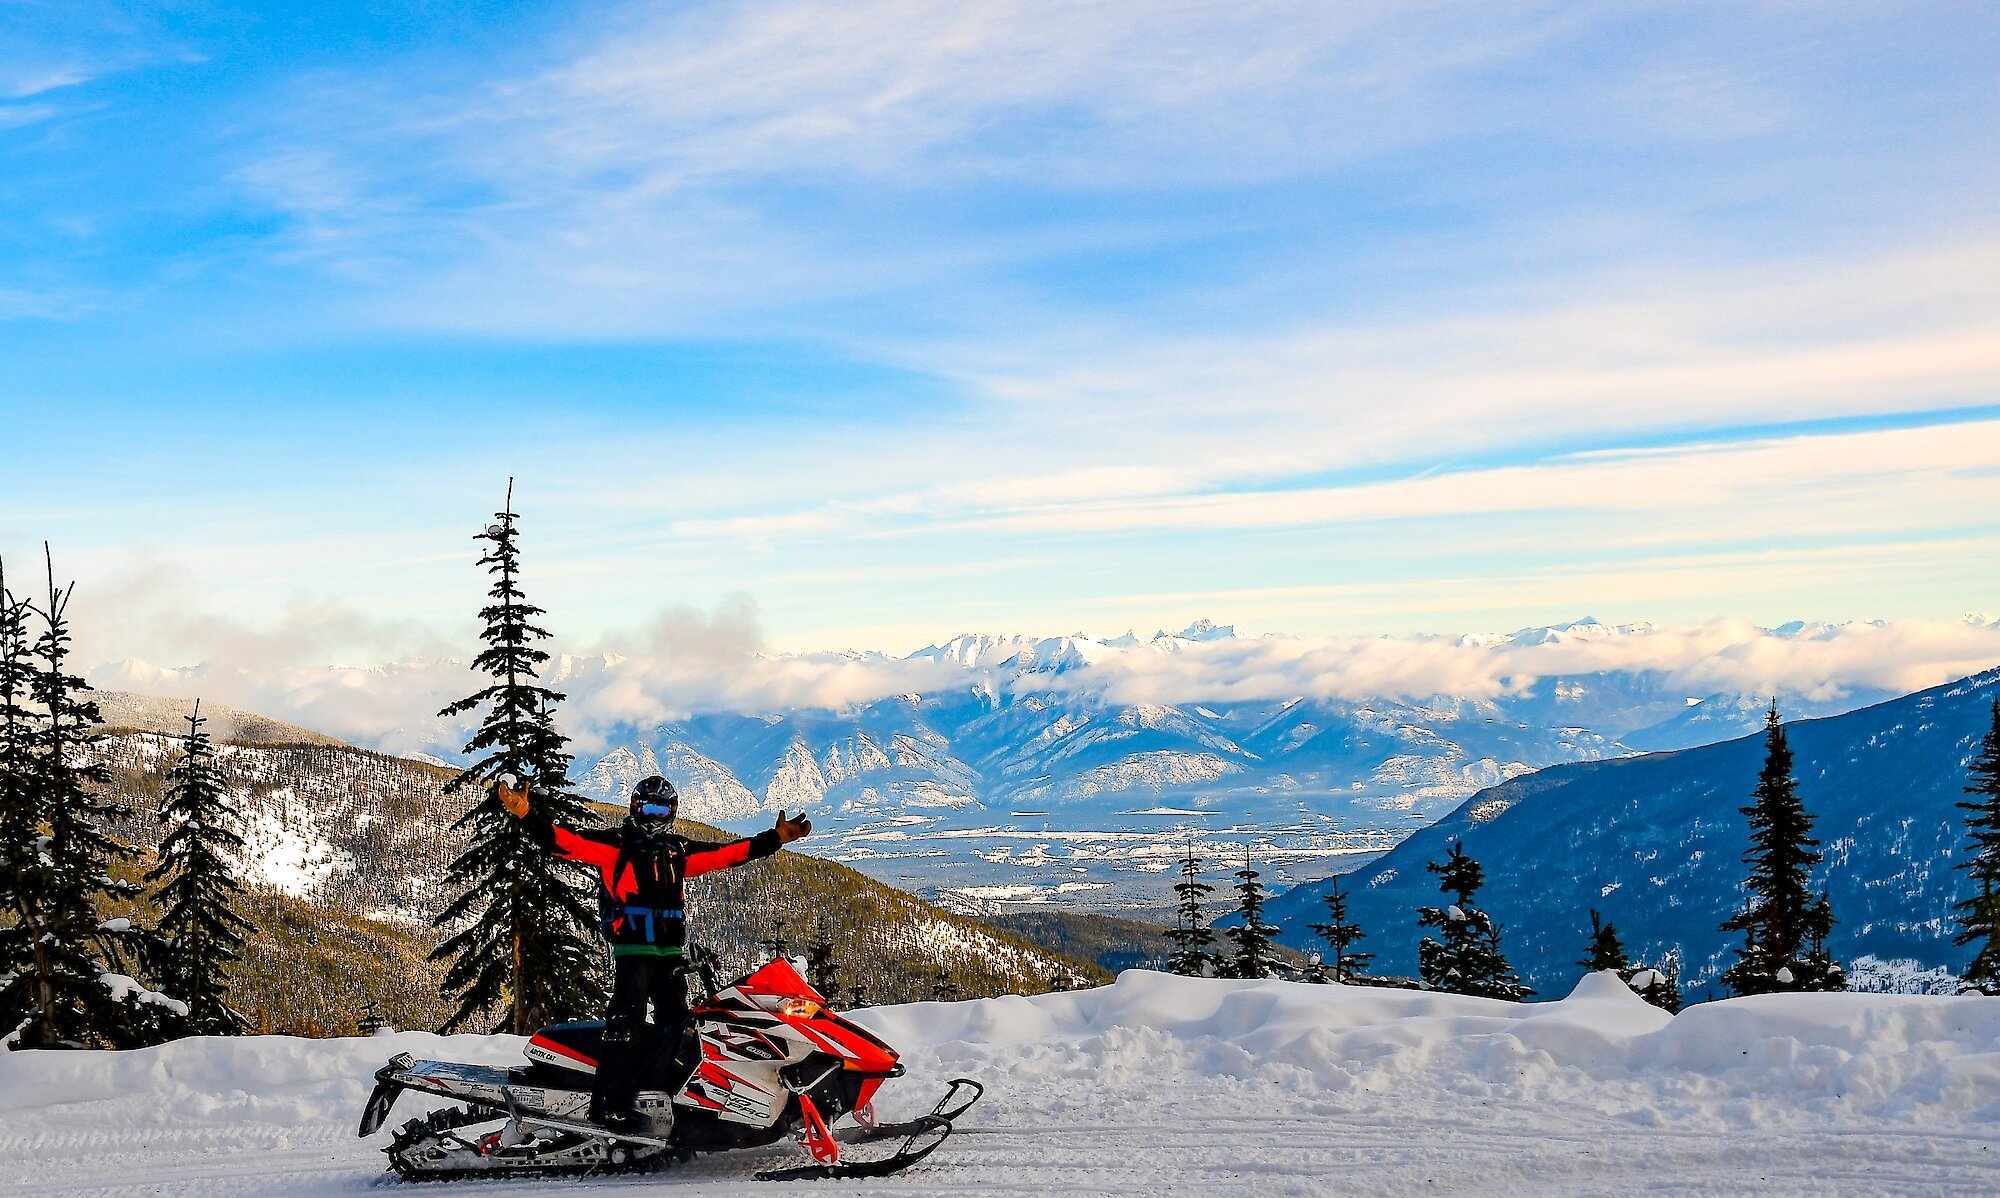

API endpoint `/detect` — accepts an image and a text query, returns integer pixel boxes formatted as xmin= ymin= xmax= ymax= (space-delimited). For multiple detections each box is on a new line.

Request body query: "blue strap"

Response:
xmin=620 ymin=905 xmax=685 ymax=943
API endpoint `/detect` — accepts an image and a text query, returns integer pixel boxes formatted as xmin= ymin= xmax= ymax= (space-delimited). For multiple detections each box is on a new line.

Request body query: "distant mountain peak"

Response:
xmin=1151 ymin=619 xmax=1236 ymax=644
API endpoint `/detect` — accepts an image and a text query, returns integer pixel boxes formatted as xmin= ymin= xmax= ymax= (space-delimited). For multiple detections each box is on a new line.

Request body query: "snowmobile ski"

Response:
xmin=755 ymin=1114 xmax=954 ymax=1181
xmin=833 ymin=1077 xmax=985 ymax=1143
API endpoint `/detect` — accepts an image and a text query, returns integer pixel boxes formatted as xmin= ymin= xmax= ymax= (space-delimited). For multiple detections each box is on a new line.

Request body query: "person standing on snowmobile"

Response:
xmin=499 ymin=773 xmax=811 ymax=1131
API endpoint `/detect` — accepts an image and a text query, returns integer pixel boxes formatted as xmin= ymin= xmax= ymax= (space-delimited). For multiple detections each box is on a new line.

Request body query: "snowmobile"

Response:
xmin=357 ymin=947 xmax=982 ymax=1182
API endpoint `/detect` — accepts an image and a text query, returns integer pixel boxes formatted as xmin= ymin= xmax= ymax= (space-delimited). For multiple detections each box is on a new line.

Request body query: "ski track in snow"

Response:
xmin=6 ymin=972 xmax=2000 ymax=1197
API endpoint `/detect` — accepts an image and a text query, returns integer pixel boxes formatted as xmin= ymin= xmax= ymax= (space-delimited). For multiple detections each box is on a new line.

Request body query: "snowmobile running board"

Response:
xmin=757 ymin=1078 xmax=985 ymax=1182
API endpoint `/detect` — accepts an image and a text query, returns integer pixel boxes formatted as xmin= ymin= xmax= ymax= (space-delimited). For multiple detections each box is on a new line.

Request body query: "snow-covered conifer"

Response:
xmin=1309 ymin=873 xmax=1372 ymax=983
xmin=1223 ymin=858 xmax=1280 ymax=980
xmin=1720 ymin=705 xmax=1844 ymax=995
xmin=1417 ymin=840 xmax=1531 ymax=999
xmin=1954 ymin=698 xmax=2000 ymax=994
xmin=144 ymin=703 xmax=255 ymax=1035
xmin=431 ymin=487 xmax=605 ymax=1034
xmin=1165 ymin=839 xmax=1214 ymax=976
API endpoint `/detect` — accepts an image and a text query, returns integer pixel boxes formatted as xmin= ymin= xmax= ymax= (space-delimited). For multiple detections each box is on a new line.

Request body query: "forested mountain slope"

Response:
xmin=1265 ymin=669 xmax=2000 ymax=997
xmin=87 ymin=725 xmax=1103 ymax=1014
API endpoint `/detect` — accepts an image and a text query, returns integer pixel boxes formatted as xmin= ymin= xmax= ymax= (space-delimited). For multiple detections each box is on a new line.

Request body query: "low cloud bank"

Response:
xmin=1063 ymin=617 xmax=2000 ymax=709
xmin=81 ymin=611 xmax=2000 ymax=759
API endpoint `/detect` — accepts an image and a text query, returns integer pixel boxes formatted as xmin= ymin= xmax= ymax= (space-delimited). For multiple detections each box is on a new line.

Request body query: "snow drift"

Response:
xmin=3 ymin=970 xmax=1998 ymax=1195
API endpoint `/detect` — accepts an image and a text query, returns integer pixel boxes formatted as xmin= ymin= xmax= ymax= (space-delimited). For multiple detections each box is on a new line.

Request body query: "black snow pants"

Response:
xmin=593 ymin=954 xmax=690 ymax=1120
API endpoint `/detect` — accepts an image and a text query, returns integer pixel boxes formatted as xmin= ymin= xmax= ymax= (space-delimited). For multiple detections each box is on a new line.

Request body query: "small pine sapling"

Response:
xmin=1309 ymin=874 xmax=1373 ymax=983
xmin=1224 ymin=857 xmax=1280 ymax=980
xmin=1165 ymin=838 xmax=1215 ymax=977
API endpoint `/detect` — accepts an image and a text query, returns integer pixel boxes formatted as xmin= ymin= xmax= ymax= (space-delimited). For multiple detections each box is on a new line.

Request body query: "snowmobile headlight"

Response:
xmin=778 ymin=997 xmax=821 ymax=1019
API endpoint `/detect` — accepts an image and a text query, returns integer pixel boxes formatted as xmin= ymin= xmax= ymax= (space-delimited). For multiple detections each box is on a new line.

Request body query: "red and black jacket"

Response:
xmin=523 ymin=809 xmax=779 ymax=954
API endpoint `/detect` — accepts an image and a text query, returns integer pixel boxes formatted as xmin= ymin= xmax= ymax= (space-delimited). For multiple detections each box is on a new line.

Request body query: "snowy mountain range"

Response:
xmin=1264 ymin=666 xmax=2000 ymax=995
xmin=552 ymin=619 xmax=1928 ymax=913
xmin=91 ymin=616 xmax=2000 ymax=915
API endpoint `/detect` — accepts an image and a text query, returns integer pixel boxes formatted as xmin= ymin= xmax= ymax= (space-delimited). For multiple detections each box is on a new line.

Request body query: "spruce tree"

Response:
xmin=1576 ymin=909 xmax=1685 ymax=1006
xmin=1308 ymin=873 xmax=1373 ymax=983
xmin=1650 ymin=948 xmax=1685 ymax=1014
xmin=1224 ymin=858 xmax=1280 ymax=980
xmin=431 ymin=487 xmax=605 ymax=1034
xmin=144 ymin=703 xmax=255 ymax=1035
xmin=1955 ymin=698 xmax=2000 ymax=994
xmin=1578 ymin=909 xmax=1631 ymax=973
xmin=806 ymin=932 xmax=840 ymax=997
xmin=1165 ymin=839 xmax=1214 ymax=977
xmin=0 ymin=564 xmax=39 ymax=1034
xmin=0 ymin=552 xmax=172 ymax=1047
xmin=1720 ymin=705 xmax=1844 ymax=995
xmin=1417 ymin=840 xmax=1531 ymax=999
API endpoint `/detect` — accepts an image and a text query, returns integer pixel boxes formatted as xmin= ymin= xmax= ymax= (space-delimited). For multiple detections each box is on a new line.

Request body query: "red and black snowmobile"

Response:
xmin=358 ymin=949 xmax=981 ymax=1181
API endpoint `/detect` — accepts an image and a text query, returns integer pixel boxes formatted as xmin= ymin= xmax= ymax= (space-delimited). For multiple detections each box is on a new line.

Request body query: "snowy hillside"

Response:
xmin=87 ymin=730 xmax=1103 ymax=1004
xmin=1266 ymin=667 xmax=2000 ymax=997
xmin=3 ymin=970 xmax=1997 ymax=1195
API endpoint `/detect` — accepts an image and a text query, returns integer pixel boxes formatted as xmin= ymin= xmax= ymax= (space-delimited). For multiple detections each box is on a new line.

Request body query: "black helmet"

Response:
xmin=630 ymin=776 xmax=679 ymax=836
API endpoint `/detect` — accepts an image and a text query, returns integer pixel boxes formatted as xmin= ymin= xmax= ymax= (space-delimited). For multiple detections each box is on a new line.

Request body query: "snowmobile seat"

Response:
xmin=524 ymin=1020 xmax=606 ymax=1082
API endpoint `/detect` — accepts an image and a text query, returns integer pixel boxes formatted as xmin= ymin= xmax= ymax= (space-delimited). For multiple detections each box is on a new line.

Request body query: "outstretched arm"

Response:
xmin=684 ymin=809 xmax=812 ymax=878
xmin=498 ymin=775 xmax=618 ymax=869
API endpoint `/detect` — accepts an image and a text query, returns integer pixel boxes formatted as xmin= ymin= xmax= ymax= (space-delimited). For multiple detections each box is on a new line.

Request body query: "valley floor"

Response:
xmin=4 ymin=971 xmax=1998 ymax=1197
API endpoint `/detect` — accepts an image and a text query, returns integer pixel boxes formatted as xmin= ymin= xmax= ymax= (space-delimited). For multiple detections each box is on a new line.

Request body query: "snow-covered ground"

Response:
xmin=4 ymin=971 xmax=1999 ymax=1196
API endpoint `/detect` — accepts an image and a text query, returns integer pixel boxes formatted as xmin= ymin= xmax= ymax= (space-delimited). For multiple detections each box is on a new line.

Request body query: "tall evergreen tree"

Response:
xmin=1955 ymin=698 xmax=2000 ymax=994
xmin=1417 ymin=840 xmax=1531 ymax=999
xmin=0 ymin=551 xmax=171 ymax=1048
xmin=1224 ymin=858 xmax=1280 ymax=980
xmin=1165 ymin=839 xmax=1215 ymax=977
xmin=0 ymin=563 xmax=39 ymax=1035
xmin=431 ymin=487 xmax=605 ymax=1034
xmin=1720 ymin=705 xmax=1845 ymax=995
xmin=1308 ymin=873 xmax=1373 ymax=983
xmin=144 ymin=703 xmax=254 ymax=1035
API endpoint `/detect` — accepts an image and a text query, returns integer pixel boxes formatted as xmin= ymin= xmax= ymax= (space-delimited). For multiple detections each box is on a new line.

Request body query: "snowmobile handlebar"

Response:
xmin=687 ymin=942 xmax=723 ymax=1000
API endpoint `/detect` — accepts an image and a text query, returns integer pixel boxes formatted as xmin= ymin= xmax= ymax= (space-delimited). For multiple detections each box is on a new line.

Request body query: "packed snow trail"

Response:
xmin=4 ymin=971 xmax=1999 ymax=1196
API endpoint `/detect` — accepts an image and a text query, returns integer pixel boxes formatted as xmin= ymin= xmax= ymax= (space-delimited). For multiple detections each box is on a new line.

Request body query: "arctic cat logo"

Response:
xmin=721 ymin=1089 xmax=766 ymax=1119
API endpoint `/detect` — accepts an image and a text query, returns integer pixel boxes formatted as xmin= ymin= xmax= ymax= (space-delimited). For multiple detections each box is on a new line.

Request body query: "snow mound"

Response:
xmin=2 ymin=972 xmax=1998 ymax=1194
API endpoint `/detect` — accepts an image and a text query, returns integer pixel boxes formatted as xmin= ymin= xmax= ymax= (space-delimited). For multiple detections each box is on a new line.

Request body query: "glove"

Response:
xmin=497 ymin=775 xmax=531 ymax=819
xmin=774 ymin=809 xmax=812 ymax=845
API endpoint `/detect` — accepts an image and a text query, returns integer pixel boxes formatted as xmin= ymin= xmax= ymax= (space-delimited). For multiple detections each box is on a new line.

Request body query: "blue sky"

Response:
xmin=2 ymin=0 xmax=1997 ymax=669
